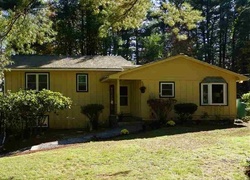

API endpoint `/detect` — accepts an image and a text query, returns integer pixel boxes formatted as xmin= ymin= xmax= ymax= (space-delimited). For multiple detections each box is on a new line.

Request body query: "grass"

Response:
xmin=0 ymin=123 xmax=249 ymax=179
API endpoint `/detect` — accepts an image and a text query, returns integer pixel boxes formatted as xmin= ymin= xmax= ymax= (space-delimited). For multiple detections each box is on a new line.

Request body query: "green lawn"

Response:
xmin=0 ymin=124 xmax=249 ymax=180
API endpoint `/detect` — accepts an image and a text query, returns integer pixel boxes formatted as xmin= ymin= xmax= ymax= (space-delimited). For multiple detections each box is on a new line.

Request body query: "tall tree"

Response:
xmin=0 ymin=0 xmax=55 ymax=76
xmin=144 ymin=1 xmax=203 ymax=58
xmin=232 ymin=3 xmax=250 ymax=74
xmin=49 ymin=0 xmax=151 ymax=56
xmin=140 ymin=33 xmax=164 ymax=63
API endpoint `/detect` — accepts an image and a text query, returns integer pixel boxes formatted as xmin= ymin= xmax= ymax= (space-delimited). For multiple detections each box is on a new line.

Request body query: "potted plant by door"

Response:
xmin=139 ymin=86 xmax=146 ymax=93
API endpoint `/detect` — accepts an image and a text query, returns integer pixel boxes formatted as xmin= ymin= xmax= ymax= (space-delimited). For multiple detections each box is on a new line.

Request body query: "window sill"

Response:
xmin=159 ymin=96 xmax=175 ymax=98
xmin=76 ymin=90 xmax=88 ymax=92
xmin=200 ymin=104 xmax=228 ymax=106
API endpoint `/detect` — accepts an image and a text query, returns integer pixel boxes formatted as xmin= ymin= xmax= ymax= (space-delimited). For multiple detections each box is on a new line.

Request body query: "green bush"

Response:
xmin=241 ymin=92 xmax=250 ymax=116
xmin=0 ymin=89 xmax=72 ymax=138
xmin=241 ymin=92 xmax=250 ymax=106
xmin=174 ymin=103 xmax=198 ymax=123
xmin=147 ymin=98 xmax=177 ymax=124
xmin=81 ymin=104 xmax=104 ymax=131
xmin=241 ymin=116 xmax=250 ymax=122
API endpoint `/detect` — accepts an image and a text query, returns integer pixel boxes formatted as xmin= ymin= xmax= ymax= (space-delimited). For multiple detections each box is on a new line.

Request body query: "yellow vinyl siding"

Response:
xmin=119 ymin=58 xmax=235 ymax=81
xmin=5 ymin=70 xmax=115 ymax=129
xmin=5 ymin=71 xmax=25 ymax=91
xmin=118 ymin=57 xmax=238 ymax=120
xmin=130 ymin=80 xmax=141 ymax=117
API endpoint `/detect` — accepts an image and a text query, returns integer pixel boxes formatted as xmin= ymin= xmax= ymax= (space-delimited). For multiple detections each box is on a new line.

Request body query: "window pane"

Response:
xmin=39 ymin=83 xmax=48 ymax=91
xmin=39 ymin=74 xmax=47 ymax=83
xmin=27 ymin=75 xmax=36 ymax=83
xmin=79 ymin=75 xmax=86 ymax=83
xmin=120 ymin=86 xmax=128 ymax=96
xmin=162 ymin=89 xmax=173 ymax=96
xmin=202 ymin=84 xmax=208 ymax=104
xmin=78 ymin=83 xmax=87 ymax=91
xmin=120 ymin=86 xmax=128 ymax=106
xmin=27 ymin=75 xmax=36 ymax=90
xmin=162 ymin=84 xmax=172 ymax=90
xmin=212 ymin=84 xmax=224 ymax=103
xmin=27 ymin=82 xmax=36 ymax=90
xmin=39 ymin=75 xmax=48 ymax=90
xmin=120 ymin=97 xmax=128 ymax=106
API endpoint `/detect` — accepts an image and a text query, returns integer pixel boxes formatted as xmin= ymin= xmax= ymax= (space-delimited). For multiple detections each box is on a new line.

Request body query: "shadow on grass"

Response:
xmin=0 ymin=129 xmax=89 ymax=156
xmin=112 ymin=123 xmax=247 ymax=141
xmin=100 ymin=170 xmax=132 ymax=177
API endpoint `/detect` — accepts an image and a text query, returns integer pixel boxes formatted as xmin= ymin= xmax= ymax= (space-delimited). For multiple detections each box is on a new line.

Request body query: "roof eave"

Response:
xmin=236 ymin=76 xmax=249 ymax=82
xmin=6 ymin=68 xmax=123 ymax=72
xmin=100 ymin=75 xmax=119 ymax=82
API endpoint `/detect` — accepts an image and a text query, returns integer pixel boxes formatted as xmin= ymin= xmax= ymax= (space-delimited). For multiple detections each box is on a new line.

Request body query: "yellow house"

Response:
xmin=4 ymin=55 xmax=248 ymax=128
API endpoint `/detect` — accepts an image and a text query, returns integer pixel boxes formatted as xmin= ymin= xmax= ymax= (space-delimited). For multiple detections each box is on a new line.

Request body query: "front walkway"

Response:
xmin=30 ymin=122 xmax=143 ymax=151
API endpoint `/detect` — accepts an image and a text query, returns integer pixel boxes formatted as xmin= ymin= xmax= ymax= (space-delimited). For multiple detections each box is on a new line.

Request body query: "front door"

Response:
xmin=110 ymin=85 xmax=115 ymax=114
xmin=109 ymin=85 xmax=130 ymax=114
xmin=120 ymin=86 xmax=130 ymax=113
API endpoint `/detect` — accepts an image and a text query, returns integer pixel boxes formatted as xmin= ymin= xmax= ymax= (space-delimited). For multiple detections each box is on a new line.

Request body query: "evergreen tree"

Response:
xmin=0 ymin=0 xmax=55 ymax=76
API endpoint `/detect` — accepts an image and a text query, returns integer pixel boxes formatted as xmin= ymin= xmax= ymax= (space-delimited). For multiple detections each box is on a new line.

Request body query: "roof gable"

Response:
xmin=105 ymin=55 xmax=248 ymax=82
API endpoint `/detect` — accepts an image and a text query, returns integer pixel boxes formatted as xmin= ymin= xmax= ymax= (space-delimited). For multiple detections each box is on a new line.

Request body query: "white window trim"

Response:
xmin=76 ymin=74 xmax=88 ymax=92
xmin=160 ymin=82 xmax=175 ymax=98
xmin=201 ymin=83 xmax=227 ymax=105
xmin=26 ymin=73 xmax=49 ymax=91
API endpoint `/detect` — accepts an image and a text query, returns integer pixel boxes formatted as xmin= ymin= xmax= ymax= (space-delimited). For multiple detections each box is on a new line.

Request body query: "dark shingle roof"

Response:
xmin=8 ymin=55 xmax=134 ymax=70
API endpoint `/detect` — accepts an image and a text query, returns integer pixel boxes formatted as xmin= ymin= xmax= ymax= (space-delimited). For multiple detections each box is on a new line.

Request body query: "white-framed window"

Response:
xmin=159 ymin=82 xmax=175 ymax=98
xmin=201 ymin=83 xmax=227 ymax=105
xmin=120 ymin=86 xmax=128 ymax=106
xmin=26 ymin=73 xmax=49 ymax=91
xmin=76 ymin=74 xmax=88 ymax=92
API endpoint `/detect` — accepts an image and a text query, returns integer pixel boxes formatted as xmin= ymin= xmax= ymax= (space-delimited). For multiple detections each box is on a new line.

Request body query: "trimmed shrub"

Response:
xmin=0 ymin=89 xmax=72 ymax=138
xmin=147 ymin=98 xmax=177 ymax=124
xmin=174 ymin=103 xmax=198 ymax=123
xmin=81 ymin=104 xmax=104 ymax=131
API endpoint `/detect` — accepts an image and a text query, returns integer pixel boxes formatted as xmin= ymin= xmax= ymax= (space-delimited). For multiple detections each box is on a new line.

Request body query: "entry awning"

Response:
xmin=201 ymin=77 xmax=227 ymax=83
